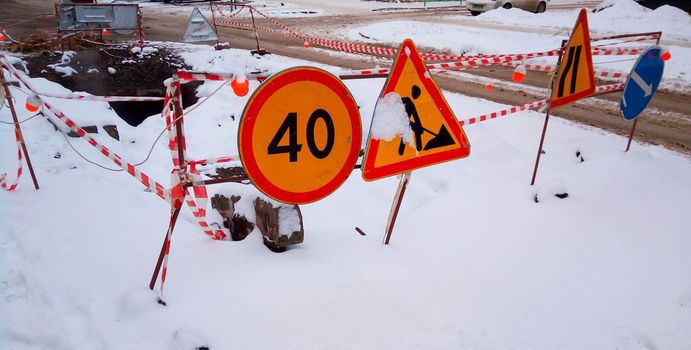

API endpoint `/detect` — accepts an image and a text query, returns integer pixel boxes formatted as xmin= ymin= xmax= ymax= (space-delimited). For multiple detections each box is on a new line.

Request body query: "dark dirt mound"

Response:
xmin=21 ymin=43 xmax=199 ymax=126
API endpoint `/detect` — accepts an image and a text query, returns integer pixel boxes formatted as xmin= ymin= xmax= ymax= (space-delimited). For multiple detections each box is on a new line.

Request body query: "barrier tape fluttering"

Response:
xmin=1 ymin=58 xmax=172 ymax=202
xmin=457 ymin=83 xmax=626 ymax=126
xmin=212 ymin=5 xmax=658 ymax=64
xmin=0 ymin=128 xmax=23 ymax=191
xmin=163 ymin=81 xmax=228 ymax=241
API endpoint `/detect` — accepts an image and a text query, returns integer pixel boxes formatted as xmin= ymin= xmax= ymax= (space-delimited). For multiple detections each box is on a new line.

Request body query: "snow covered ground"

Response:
xmin=342 ymin=0 xmax=691 ymax=91
xmin=2 ymin=1 xmax=691 ymax=349
xmin=2 ymin=41 xmax=691 ymax=349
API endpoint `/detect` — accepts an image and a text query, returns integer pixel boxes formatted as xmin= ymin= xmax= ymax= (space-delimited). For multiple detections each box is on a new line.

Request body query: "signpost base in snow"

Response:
xmin=149 ymin=200 xmax=182 ymax=291
xmin=625 ymin=118 xmax=638 ymax=152
xmin=248 ymin=8 xmax=269 ymax=56
xmin=530 ymin=110 xmax=551 ymax=186
xmin=383 ymin=171 xmax=411 ymax=245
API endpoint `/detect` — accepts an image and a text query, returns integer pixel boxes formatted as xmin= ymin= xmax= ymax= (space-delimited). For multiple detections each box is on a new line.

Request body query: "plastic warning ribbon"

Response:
xmin=1 ymin=58 xmax=172 ymax=202
xmin=216 ymin=6 xmax=657 ymax=63
xmin=0 ymin=128 xmax=24 ymax=191
xmin=29 ymin=90 xmax=164 ymax=102
xmin=187 ymin=156 xmax=238 ymax=167
xmin=187 ymin=165 xmax=228 ymax=241
xmin=457 ymin=83 xmax=625 ymax=127
xmin=162 ymin=81 xmax=228 ymax=241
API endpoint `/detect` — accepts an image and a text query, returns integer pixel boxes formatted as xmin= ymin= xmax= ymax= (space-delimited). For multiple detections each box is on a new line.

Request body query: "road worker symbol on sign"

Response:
xmin=397 ymin=84 xmax=455 ymax=156
xmin=362 ymin=39 xmax=470 ymax=181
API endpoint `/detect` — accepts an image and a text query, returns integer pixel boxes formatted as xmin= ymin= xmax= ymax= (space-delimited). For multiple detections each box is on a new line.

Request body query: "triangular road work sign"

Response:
xmin=550 ymin=8 xmax=595 ymax=109
xmin=183 ymin=8 xmax=218 ymax=43
xmin=361 ymin=39 xmax=471 ymax=181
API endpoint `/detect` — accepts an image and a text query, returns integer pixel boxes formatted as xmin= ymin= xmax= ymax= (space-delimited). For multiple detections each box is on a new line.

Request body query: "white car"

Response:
xmin=466 ymin=0 xmax=550 ymax=16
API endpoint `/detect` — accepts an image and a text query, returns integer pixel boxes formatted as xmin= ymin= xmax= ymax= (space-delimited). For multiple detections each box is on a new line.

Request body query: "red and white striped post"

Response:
xmin=1 ymin=74 xmax=40 ymax=190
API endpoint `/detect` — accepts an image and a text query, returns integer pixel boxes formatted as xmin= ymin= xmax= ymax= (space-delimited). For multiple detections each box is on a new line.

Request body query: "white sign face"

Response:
xmin=183 ymin=8 xmax=218 ymax=43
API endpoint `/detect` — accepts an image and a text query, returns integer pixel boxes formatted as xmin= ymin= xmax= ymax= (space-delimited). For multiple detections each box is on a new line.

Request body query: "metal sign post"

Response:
xmin=530 ymin=39 xmax=565 ymax=186
xmin=149 ymin=85 xmax=188 ymax=295
xmin=248 ymin=7 xmax=266 ymax=55
xmin=209 ymin=1 xmax=220 ymax=47
xmin=383 ymin=171 xmax=411 ymax=245
xmin=624 ymin=35 xmax=663 ymax=152
xmin=531 ymin=9 xmax=595 ymax=186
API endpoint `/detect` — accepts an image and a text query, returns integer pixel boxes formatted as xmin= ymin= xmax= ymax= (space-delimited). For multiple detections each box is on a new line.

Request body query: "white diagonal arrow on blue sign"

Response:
xmin=630 ymin=71 xmax=653 ymax=97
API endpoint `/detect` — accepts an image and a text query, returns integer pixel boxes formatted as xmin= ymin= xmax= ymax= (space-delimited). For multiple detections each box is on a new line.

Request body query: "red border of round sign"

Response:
xmin=239 ymin=67 xmax=362 ymax=204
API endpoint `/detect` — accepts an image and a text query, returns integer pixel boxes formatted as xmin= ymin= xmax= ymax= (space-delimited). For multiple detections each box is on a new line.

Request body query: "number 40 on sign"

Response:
xmin=238 ymin=67 xmax=362 ymax=205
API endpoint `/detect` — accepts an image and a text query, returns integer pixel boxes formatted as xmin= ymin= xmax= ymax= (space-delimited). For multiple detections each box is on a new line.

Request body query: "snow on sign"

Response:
xmin=183 ymin=8 xmax=217 ymax=43
xmin=361 ymin=39 xmax=471 ymax=181
xmin=550 ymin=8 xmax=595 ymax=109
xmin=238 ymin=67 xmax=362 ymax=204
xmin=621 ymin=46 xmax=665 ymax=121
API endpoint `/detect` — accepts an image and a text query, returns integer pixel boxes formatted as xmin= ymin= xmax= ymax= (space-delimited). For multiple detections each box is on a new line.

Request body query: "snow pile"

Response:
xmin=474 ymin=0 xmax=691 ymax=42
xmin=47 ymin=51 xmax=77 ymax=77
xmin=346 ymin=6 xmax=691 ymax=91
xmin=590 ymin=0 xmax=691 ymax=41
xmin=370 ymin=92 xmax=414 ymax=146
xmin=51 ymin=66 xmax=77 ymax=77
xmin=278 ymin=205 xmax=301 ymax=237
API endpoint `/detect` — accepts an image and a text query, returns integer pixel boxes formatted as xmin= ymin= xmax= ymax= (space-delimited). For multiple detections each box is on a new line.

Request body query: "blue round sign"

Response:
xmin=620 ymin=46 xmax=665 ymax=121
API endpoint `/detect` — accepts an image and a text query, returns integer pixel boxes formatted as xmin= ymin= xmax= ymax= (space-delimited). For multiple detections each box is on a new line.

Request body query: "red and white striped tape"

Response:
xmin=347 ymin=44 xmax=647 ymax=78
xmin=44 ymin=101 xmax=172 ymax=201
xmin=457 ymin=83 xmax=625 ymax=126
xmin=176 ymin=70 xmax=267 ymax=82
xmin=1 ymin=58 xmax=172 ymax=202
xmin=187 ymin=156 xmax=238 ymax=166
xmin=0 ymin=128 xmax=24 ymax=192
xmin=592 ymin=46 xmax=646 ymax=56
xmin=33 ymin=90 xmax=165 ymax=102
xmin=458 ymin=98 xmax=550 ymax=126
xmin=591 ymin=33 xmax=659 ymax=43
xmin=187 ymin=167 xmax=227 ymax=240
xmin=159 ymin=172 xmax=184 ymax=295
xmin=215 ymin=6 xmax=656 ymax=63
xmin=344 ymin=55 xmax=525 ymax=78
xmin=498 ymin=61 xmax=627 ymax=80
xmin=163 ymin=81 xmax=228 ymax=241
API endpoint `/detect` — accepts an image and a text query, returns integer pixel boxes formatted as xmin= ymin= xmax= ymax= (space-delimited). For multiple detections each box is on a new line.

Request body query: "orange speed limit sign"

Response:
xmin=238 ymin=67 xmax=362 ymax=204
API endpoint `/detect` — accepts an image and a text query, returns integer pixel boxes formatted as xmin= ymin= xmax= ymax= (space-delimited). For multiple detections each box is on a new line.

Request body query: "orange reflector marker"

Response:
xmin=512 ymin=64 xmax=527 ymax=83
xmin=660 ymin=48 xmax=671 ymax=61
xmin=25 ymin=94 xmax=42 ymax=112
xmin=484 ymin=83 xmax=494 ymax=91
xmin=231 ymin=77 xmax=249 ymax=97
xmin=0 ymin=32 xmax=6 ymax=41
xmin=102 ymin=28 xmax=110 ymax=37
xmin=303 ymin=40 xmax=310 ymax=49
